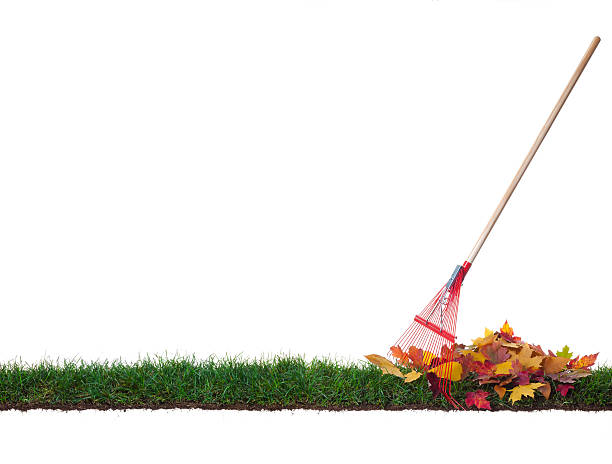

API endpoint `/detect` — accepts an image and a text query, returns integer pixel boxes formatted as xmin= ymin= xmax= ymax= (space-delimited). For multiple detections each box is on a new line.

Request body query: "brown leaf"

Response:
xmin=547 ymin=369 xmax=592 ymax=384
xmin=543 ymin=356 xmax=569 ymax=375
xmin=538 ymin=381 xmax=551 ymax=400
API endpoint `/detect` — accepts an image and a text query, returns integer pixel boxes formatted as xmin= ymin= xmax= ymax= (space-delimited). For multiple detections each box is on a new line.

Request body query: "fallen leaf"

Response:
xmin=465 ymin=390 xmax=491 ymax=410
xmin=494 ymin=385 xmax=506 ymax=399
xmin=426 ymin=372 xmax=441 ymax=398
xmin=547 ymin=369 xmax=591 ymax=384
xmin=364 ymin=354 xmax=405 ymax=378
xmin=440 ymin=344 xmax=455 ymax=361
xmin=404 ymin=369 xmax=422 ymax=383
xmin=407 ymin=346 xmax=424 ymax=368
xmin=538 ymin=381 xmax=551 ymax=400
xmin=500 ymin=320 xmax=514 ymax=337
xmin=495 ymin=361 xmax=513 ymax=375
xmin=531 ymin=344 xmax=546 ymax=356
xmin=572 ymin=353 xmax=598 ymax=370
xmin=518 ymin=345 xmax=544 ymax=371
xmin=508 ymin=383 xmax=544 ymax=404
xmin=423 ymin=351 xmax=437 ymax=366
xmin=481 ymin=342 xmax=510 ymax=364
xmin=428 ymin=362 xmax=462 ymax=381
xmin=501 ymin=340 xmax=523 ymax=349
xmin=516 ymin=371 xmax=530 ymax=385
xmin=460 ymin=349 xmax=486 ymax=363
xmin=390 ymin=346 xmax=410 ymax=365
xmin=543 ymin=356 xmax=569 ymax=375
xmin=472 ymin=329 xmax=495 ymax=348
xmin=557 ymin=384 xmax=574 ymax=397
xmin=556 ymin=345 xmax=573 ymax=359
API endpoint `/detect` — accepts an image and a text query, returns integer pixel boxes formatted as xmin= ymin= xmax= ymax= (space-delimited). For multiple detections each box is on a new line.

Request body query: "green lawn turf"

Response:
xmin=0 ymin=356 xmax=610 ymax=411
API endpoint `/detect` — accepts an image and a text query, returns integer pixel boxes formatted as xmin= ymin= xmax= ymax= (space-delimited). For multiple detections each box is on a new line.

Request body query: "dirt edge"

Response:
xmin=1 ymin=401 xmax=610 ymax=412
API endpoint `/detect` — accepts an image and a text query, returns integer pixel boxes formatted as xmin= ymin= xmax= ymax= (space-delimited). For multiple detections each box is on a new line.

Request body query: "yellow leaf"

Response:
xmin=404 ymin=370 xmax=422 ymax=383
xmin=543 ymin=356 xmax=569 ymax=375
xmin=364 ymin=354 xmax=404 ymax=379
xmin=472 ymin=329 xmax=495 ymax=348
xmin=422 ymin=350 xmax=436 ymax=366
xmin=460 ymin=349 xmax=486 ymax=363
xmin=508 ymin=383 xmax=544 ymax=404
xmin=428 ymin=362 xmax=462 ymax=381
xmin=494 ymin=385 xmax=506 ymax=399
xmin=518 ymin=345 xmax=544 ymax=371
xmin=495 ymin=361 xmax=512 ymax=375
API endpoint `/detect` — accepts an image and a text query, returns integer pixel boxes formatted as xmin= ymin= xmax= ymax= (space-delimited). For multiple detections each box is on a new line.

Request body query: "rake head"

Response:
xmin=391 ymin=261 xmax=471 ymax=409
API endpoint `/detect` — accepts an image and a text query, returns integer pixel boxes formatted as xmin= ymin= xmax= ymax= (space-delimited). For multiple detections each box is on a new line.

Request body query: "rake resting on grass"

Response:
xmin=392 ymin=37 xmax=601 ymax=409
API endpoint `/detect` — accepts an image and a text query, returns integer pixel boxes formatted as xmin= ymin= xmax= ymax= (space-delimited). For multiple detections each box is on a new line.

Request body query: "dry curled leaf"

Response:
xmin=364 ymin=354 xmax=405 ymax=379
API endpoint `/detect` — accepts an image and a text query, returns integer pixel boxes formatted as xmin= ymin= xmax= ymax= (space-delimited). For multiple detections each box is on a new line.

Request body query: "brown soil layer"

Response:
xmin=1 ymin=402 xmax=610 ymax=412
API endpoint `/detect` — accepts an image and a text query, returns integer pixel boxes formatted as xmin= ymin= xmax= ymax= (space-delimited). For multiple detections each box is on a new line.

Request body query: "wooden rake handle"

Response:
xmin=466 ymin=36 xmax=601 ymax=265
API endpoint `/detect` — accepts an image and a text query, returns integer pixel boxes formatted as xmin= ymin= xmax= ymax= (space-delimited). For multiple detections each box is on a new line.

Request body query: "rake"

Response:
xmin=391 ymin=37 xmax=600 ymax=409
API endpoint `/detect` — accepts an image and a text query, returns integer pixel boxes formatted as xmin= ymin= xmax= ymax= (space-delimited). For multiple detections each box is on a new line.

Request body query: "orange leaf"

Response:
xmin=572 ymin=353 xmax=599 ymax=369
xmin=500 ymin=320 xmax=514 ymax=337
xmin=390 ymin=346 xmax=410 ymax=366
xmin=543 ymin=356 xmax=569 ymax=375
xmin=494 ymin=385 xmax=506 ymax=399
xmin=538 ymin=381 xmax=551 ymax=400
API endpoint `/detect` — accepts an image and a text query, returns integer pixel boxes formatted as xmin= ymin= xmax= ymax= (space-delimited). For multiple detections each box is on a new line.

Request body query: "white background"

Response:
xmin=0 ymin=0 xmax=610 ymax=462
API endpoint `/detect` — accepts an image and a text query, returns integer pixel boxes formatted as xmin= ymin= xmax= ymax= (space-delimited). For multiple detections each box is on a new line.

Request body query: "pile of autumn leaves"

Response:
xmin=366 ymin=322 xmax=599 ymax=410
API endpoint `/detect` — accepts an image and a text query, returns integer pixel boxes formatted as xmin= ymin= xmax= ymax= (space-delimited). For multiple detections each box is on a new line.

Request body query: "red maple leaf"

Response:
xmin=465 ymin=390 xmax=492 ymax=410
xmin=474 ymin=360 xmax=496 ymax=376
xmin=557 ymin=384 xmax=574 ymax=397
xmin=481 ymin=342 xmax=510 ymax=364
xmin=426 ymin=372 xmax=441 ymax=398
xmin=572 ymin=353 xmax=599 ymax=370
xmin=516 ymin=371 xmax=531 ymax=386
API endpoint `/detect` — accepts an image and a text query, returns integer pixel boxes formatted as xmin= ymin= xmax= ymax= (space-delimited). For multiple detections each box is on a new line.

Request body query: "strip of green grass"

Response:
xmin=0 ymin=356 xmax=610 ymax=411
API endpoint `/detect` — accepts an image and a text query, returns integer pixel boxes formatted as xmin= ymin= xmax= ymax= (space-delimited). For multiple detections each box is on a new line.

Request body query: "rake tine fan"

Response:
xmin=391 ymin=37 xmax=600 ymax=409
